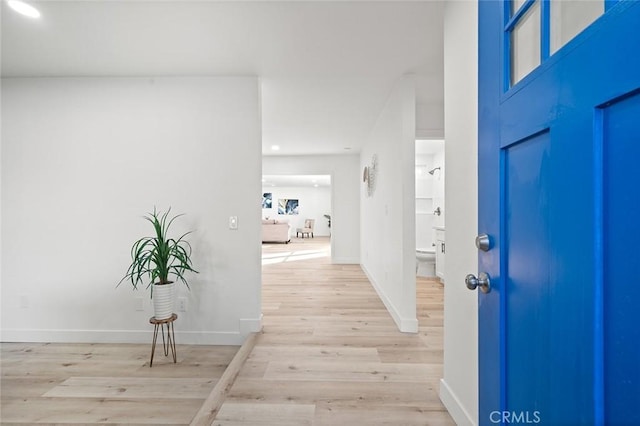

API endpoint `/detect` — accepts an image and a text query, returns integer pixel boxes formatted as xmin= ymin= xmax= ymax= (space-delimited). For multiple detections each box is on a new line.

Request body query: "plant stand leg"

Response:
xmin=168 ymin=321 xmax=177 ymax=363
xmin=161 ymin=323 xmax=169 ymax=356
xmin=150 ymin=324 xmax=160 ymax=367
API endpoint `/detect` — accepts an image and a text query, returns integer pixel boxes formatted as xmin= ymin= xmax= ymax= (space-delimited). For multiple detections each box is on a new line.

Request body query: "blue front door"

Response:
xmin=478 ymin=1 xmax=640 ymax=424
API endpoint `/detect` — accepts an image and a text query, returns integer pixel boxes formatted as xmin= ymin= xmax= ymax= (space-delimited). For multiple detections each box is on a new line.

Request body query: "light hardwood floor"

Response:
xmin=1 ymin=342 xmax=239 ymax=424
xmin=215 ymin=236 xmax=454 ymax=425
xmin=1 ymin=236 xmax=454 ymax=425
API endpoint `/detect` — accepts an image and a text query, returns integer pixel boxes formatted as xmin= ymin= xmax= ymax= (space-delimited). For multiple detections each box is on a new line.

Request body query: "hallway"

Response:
xmin=215 ymin=237 xmax=454 ymax=425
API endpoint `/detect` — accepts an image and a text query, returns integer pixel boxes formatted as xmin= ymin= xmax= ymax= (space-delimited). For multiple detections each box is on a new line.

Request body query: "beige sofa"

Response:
xmin=262 ymin=219 xmax=290 ymax=243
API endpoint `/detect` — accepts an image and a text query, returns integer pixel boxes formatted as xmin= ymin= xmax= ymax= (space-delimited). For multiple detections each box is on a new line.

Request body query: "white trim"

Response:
xmin=361 ymin=264 xmax=418 ymax=333
xmin=400 ymin=316 xmax=418 ymax=333
xmin=239 ymin=316 xmax=263 ymax=335
xmin=0 ymin=329 xmax=247 ymax=345
xmin=439 ymin=378 xmax=476 ymax=426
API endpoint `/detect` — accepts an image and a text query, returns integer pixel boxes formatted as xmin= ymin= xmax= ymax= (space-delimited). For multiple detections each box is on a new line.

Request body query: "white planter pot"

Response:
xmin=153 ymin=282 xmax=175 ymax=320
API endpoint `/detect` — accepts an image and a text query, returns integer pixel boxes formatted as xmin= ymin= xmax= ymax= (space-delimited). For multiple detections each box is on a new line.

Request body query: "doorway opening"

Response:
xmin=261 ymin=174 xmax=332 ymax=264
xmin=415 ymin=139 xmax=445 ymax=326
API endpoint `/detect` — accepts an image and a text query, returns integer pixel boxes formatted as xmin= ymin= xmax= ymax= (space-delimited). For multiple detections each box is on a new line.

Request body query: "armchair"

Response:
xmin=296 ymin=219 xmax=315 ymax=238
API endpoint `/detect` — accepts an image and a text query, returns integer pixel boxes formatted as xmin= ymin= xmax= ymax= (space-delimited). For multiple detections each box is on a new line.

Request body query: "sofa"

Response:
xmin=262 ymin=219 xmax=290 ymax=243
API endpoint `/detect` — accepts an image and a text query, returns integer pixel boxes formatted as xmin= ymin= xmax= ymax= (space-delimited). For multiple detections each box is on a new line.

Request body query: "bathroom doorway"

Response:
xmin=415 ymin=139 xmax=445 ymax=278
xmin=415 ymin=139 xmax=445 ymax=324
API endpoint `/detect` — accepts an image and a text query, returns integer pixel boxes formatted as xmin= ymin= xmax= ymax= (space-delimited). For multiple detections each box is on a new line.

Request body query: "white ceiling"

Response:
xmin=1 ymin=0 xmax=445 ymax=156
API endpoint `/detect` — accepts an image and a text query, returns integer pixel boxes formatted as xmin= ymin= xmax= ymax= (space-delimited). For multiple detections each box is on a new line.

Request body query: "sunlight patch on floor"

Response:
xmin=262 ymin=252 xmax=293 ymax=259
xmin=262 ymin=248 xmax=330 ymax=265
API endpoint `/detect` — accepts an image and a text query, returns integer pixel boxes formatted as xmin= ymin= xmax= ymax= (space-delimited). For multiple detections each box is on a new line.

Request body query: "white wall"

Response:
xmin=0 ymin=79 xmax=3 ymax=337
xmin=439 ymin=2 xmax=479 ymax=425
xmin=416 ymin=154 xmax=436 ymax=250
xmin=415 ymin=149 xmax=446 ymax=250
xmin=262 ymin=185 xmax=331 ymax=236
xmin=360 ymin=76 xmax=417 ymax=333
xmin=432 ymin=148 xmax=446 ymax=230
xmin=416 ymin=102 xmax=445 ymax=139
xmin=262 ymin=155 xmax=359 ymax=263
xmin=1 ymin=76 xmax=262 ymax=345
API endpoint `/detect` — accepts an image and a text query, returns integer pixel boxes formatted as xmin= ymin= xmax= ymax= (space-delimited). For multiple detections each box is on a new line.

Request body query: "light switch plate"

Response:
xmin=178 ymin=297 xmax=187 ymax=312
xmin=229 ymin=216 xmax=238 ymax=230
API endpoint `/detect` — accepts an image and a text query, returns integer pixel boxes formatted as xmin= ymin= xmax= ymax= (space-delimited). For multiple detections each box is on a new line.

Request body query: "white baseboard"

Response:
xmin=360 ymin=264 xmax=418 ymax=333
xmin=239 ymin=316 xmax=263 ymax=334
xmin=1 ymin=328 xmax=247 ymax=345
xmin=1 ymin=315 xmax=264 ymax=345
xmin=400 ymin=316 xmax=419 ymax=332
xmin=439 ymin=378 xmax=476 ymax=426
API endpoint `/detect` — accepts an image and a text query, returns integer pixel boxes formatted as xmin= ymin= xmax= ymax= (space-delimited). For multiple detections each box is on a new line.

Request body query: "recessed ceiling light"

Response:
xmin=7 ymin=0 xmax=41 ymax=18
xmin=314 ymin=184 xmax=319 ymax=188
xmin=271 ymin=145 xmax=280 ymax=151
xmin=261 ymin=178 xmax=266 ymax=183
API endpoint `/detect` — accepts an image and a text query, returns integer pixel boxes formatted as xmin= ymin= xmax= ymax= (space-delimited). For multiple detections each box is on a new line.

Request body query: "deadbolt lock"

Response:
xmin=475 ymin=234 xmax=492 ymax=252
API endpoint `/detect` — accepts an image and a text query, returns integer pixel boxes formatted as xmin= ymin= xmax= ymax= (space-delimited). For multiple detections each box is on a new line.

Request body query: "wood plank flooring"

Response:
xmin=215 ymin=237 xmax=454 ymax=425
xmin=1 ymin=341 xmax=238 ymax=424
xmin=1 ymin=236 xmax=454 ymax=425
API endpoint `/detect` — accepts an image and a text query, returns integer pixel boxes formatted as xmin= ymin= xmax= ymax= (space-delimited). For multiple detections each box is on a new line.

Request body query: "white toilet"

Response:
xmin=416 ymin=248 xmax=436 ymax=277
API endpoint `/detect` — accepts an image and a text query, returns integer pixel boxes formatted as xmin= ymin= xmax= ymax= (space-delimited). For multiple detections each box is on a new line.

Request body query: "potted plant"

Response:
xmin=118 ymin=207 xmax=198 ymax=319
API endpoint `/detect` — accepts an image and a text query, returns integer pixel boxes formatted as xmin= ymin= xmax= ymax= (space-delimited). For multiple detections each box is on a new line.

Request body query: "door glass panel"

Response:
xmin=550 ymin=0 xmax=604 ymax=54
xmin=511 ymin=1 xmax=541 ymax=86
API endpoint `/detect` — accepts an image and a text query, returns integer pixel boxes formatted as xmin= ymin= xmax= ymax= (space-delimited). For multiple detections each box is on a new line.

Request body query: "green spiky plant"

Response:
xmin=118 ymin=208 xmax=198 ymax=297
